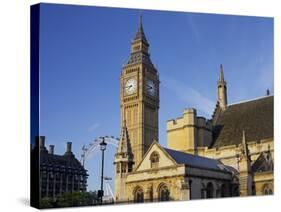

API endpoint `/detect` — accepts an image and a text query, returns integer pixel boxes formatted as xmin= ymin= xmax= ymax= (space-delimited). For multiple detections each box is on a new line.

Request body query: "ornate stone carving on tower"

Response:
xmin=217 ymin=64 xmax=227 ymax=110
xmin=118 ymin=15 xmax=160 ymax=168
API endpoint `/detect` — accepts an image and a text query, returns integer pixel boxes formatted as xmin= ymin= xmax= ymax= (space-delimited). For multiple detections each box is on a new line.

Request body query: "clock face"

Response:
xmin=146 ymin=79 xmax=156 ymax=96
xmin=124 ymin=78 xmax=137 ymax=95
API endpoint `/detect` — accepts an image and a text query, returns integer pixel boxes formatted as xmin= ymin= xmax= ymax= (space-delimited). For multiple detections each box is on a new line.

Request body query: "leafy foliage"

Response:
xmin=40 ymin=191 xmax=99 ymax=208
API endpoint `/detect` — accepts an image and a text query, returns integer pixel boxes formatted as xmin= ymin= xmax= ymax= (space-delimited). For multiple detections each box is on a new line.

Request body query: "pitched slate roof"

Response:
xmin=212 ymin=95 xmax=273 ymax=148
xmin=163 ymin=147 xmax=230 ymax=172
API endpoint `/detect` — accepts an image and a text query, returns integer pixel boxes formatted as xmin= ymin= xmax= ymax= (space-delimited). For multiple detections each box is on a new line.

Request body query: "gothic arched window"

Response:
xmin=150 ymin=151 xmax=160 ymax=168
xmin=134 ymin=187 xmax=144 ymax=203
xmin=158 ymin=184 xmax=170 ymax=201
xmin=268 ymin=189 xmax=273 ymax=195
xmin=263 ymin=184 xmax=273 ymax=195
xmin=206 ymin=182 xmax=214 ymax=198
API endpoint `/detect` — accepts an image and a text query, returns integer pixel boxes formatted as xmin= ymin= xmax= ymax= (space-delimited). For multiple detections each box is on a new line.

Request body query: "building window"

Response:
xmin=268 ymin=189 xmax=273 ymax=195
xmin=263 ymin=184 xmax=273 ymax=195
xmin=121 ymin=163 xmax=127 ymax=173
xmin=158 ymin=184 xmax=169 ymax=201
xmin=150 ymin=151 xmax=160 ymax=168
xmin=134 ymin=187 xmax=144 ymax=203
xmin=128 ymin=163 xmax=132 ymax=172
xmin=206 ymin=182 xmax=214 ymax=198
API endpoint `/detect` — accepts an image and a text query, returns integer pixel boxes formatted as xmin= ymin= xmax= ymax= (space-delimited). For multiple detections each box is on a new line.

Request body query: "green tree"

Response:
xmin=39 ymin=191 xmax=99 ymax=208
xmin=56 ymin=191 xmax=99 ymax=207
xmin=40 ymin=197 xmax=53 ymax=208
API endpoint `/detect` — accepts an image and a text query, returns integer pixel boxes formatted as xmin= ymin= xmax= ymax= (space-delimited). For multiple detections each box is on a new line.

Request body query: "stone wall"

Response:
xmin=167 ymin=108 xmax=212 ymax=153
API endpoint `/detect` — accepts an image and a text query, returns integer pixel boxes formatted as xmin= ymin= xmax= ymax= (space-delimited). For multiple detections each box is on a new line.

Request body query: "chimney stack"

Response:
xmin=66 ymin=142 xmax=72 ymax=152
xmin=64 ymin=142 xmax=74 ymax=157
xmin=49 ymin=145 xmax=54 ymax=155
xmin=39 ymin=136 xmax=45 ymax=148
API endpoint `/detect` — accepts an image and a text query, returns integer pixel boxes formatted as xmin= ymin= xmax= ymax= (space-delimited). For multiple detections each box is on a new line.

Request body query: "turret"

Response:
xmin=217 ymin=64 xmax=227 ymax=110
xmin=167 ymin=108 xmax=212 ymax=154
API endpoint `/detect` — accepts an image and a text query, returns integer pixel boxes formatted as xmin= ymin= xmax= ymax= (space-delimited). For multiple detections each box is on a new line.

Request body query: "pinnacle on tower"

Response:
xmin=117 ymin=119 xmax=132 ymax=156
xmin=239 ymin=130 xmax=253 ymax=196
xmin=217 ymin=64 xmax=226 ymax=86
xmin=133 ymin=14 xmax=148 ymax=44
xmin=217 ymin=64 xmax=227 ymax=110
xmin=241 ymin=130 xmax=250 ymax=161
xmin=219 ymin=64 xmax=225 ymax=82
xmin=242 ymin=130 xmax=247 ymax=154
xmin=127 ymin=14 xmax=153 ymax=66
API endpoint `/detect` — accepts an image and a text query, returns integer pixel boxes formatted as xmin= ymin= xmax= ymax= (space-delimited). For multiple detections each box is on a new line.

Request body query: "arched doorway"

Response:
xmin=206 ymin=182 xmax=214 ymax=198
xmin=158 ymin=183 xmax=170 ymax=201
xmin=221 ymin=184 xmax=228 ymax=197
xmin=134 ymin=187 xmax=144 ymax=203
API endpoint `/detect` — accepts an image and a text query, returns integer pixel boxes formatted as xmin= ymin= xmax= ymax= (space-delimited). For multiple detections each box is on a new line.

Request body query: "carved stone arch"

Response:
xmin=157 ymin=182 xmax=170 ymax=201
xmin=133 ymin=185 xmax=144 ymax=203
xmin=262 ymin=183 xmax=273 ymax=195
xmin=206 ymin=182 xmax=214 ymax=198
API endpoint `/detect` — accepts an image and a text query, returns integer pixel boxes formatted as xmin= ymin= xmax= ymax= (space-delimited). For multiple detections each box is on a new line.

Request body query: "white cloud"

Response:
xmin=186 ymin=15 xmax=200 ymax=45
xmin=87 ymin=123 xmax=100 ymax=132
xmin=162 ymin=76 xmax=215 ymax=116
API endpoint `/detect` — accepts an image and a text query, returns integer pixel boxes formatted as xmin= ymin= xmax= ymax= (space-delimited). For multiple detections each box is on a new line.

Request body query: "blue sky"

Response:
xmin=38 ymin=3 xmax=273 ymax=192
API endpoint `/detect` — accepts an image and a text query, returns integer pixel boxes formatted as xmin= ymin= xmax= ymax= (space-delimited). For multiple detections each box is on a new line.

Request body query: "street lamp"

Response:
xmin=99 ymin=137 xmax=107 ymax=205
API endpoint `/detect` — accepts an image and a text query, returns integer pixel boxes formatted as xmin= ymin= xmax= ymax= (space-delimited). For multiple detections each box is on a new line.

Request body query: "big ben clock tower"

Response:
xmin=116 ymin=15 xmax=160 ymax=172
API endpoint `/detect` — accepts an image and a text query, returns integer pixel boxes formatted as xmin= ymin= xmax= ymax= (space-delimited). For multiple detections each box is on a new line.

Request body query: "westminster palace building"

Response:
xmin=114 ymin=16 xmax=274 ymax=203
